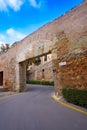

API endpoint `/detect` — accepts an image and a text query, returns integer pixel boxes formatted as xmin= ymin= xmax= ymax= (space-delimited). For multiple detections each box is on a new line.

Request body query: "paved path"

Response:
xmin=0 ymin=84 xmax=87 ymax=130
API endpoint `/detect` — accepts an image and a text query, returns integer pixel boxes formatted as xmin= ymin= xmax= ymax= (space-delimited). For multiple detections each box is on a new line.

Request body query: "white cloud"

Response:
xmin=0 ymin=0 xmax=23 ymax=11
xmin=0 ymin=0 xmax=7 ymax=11
xmin=0 ymin=34 xmax=6 ymax=44
xmin=29 ymin=0 xmax=41 ymax=8
xmin=6 ymin=0 xmax=23 ymax=11
xmin=0 ymin=28 xmax=26 ymax=44
xmin=0 ymin=0 xmax=44 ymax=11
xmin=7 ymin=28 xmax=26 ymax=40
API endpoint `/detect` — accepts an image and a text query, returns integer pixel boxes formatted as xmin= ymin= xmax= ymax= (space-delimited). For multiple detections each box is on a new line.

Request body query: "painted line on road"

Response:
xmin=51 ymin=95 xmax=87 ymax=115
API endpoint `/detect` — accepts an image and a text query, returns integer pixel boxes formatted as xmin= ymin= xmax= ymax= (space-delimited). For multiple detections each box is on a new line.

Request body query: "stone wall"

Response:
xmin=27 ymin=61 xmax=53 ymax=81
xmin=56 ymin=32 xmax=87 ymax=91
xmin=16 ymin=0 xmax=87 ymax=62
xmin=0 ymin=44 xmax=17 ymax=90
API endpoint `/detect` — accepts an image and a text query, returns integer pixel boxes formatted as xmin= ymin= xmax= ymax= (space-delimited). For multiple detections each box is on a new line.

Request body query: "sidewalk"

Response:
xmin=0 ymin=91 xmax=17 ymax=99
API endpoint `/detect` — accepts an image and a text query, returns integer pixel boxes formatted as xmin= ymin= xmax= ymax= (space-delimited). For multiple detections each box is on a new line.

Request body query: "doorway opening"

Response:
xmin=0 ymin=71 xmax=3 ymax=86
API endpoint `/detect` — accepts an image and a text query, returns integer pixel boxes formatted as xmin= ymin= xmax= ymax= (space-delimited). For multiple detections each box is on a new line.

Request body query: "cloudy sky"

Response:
xmin=0 ymin=0 xmax=83 ymax=45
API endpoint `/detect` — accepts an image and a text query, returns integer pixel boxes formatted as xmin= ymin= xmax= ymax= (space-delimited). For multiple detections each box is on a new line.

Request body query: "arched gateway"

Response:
xmin=0 ymin=0 xmax=87 ymax=95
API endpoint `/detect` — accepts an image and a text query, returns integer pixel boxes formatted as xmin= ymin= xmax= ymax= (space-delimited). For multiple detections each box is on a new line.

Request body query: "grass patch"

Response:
xmin=26 ymin=80 xmax=54 ymax=86
xmin=62 ymin=88 xmax=87 ymax=109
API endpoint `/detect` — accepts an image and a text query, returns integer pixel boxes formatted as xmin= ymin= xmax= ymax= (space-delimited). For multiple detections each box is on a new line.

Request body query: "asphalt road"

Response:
xmin=0 ymin=84 xmax=87 ymax=130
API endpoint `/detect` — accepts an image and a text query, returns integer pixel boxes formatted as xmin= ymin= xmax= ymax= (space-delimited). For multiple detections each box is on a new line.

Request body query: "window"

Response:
xmin=44 ymin=55 xmax=47 ymax=61
xmin=42 ymin=69 xmax=45 ymax=78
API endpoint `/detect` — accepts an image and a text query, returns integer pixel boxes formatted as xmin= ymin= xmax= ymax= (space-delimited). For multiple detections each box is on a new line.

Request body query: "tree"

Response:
xmin=0 ymin=43 xmax=10 ymax=54
xmin=5 ymin=43 xmax=10 ymax=50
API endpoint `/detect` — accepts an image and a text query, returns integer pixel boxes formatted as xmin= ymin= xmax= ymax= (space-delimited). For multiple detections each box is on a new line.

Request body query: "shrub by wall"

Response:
xmin=27 ymin=80 xmax=54 ymax=86
xmin=62 ymin=88 xmax=87 ymax=108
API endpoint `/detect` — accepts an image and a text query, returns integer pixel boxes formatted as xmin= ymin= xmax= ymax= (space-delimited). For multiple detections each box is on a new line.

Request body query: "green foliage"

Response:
xmin=62 ymin=88 xmax=87 ymax=108
xmin=0 ymin=43 xmax=10 ymax=55
xmin=26 ymin=80 xmax=54 ymax=86
xmin=33 ymin=57 xmax=41 ymax=65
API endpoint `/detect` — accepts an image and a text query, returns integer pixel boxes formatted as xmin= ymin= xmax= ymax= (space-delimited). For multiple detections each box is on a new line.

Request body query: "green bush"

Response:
xmin=26 ymin=80 xmax=54 ymax=86
xmin=62 ymin=88 xmax=87 ymax=108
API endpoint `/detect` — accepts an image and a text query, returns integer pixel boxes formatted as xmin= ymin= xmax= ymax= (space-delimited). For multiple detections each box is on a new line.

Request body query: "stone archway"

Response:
xmin=11 ymin=30 xmax=87 ymax=95
xmin=15 ymin=37 xmax=59 ymax=92
xmin=15 ymin=32 xmax=65 ymax=95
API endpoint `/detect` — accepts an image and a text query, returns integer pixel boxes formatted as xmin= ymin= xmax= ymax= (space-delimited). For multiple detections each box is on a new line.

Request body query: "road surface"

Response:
xmin=0 ymin=84 xmax=87 ymax=130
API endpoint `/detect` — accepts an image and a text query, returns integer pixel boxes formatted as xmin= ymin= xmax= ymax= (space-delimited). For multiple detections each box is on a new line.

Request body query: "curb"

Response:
xmin=51 ymin=95 xmax=87 ymax=115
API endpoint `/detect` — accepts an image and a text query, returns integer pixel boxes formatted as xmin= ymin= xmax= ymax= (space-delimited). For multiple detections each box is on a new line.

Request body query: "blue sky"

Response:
xmin=0 ymin=0 xmax=83 ymax=45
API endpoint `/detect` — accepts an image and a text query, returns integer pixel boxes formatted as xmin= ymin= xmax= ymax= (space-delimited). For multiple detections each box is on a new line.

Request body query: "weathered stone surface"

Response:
xmin=57 ymin=32 xmax=87 ymax=90
xmin=27 ymin=61 xmax=53 ymax=81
